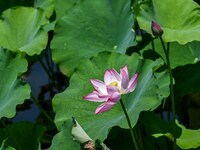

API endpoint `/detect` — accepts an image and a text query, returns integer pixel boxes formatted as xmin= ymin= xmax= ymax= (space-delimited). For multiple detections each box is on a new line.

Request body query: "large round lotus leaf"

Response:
xmin=142 ymin=39 xmax=200 ymax=69
xmin=153 ymin=121 xmax=200 ymax=149
xmin=52 ymin=52 xmax=169 ymax=147
xmin=173 ymin=61 xmax=200 ymax=98
xmin=51 ymin=0 xmax=135 ymax=76
xmin=137 ymin=0 xmax=200 ymax=44
xmin=54 ymin=0 xmax=80 ymax=19
xmin=0 ymin=49 xmax=30 ymax=118
xmin=0 ymin=0 xmax=34 ymax=14
xmin=48 ymin=120 xmax=81 ymax=150
xmin=0 ymin=7 xmax=49 ymax=56
xmin=34 ymin=0 xmax=54 ymax=18
xmin=0 ymin=122 xmax=46 ymax=150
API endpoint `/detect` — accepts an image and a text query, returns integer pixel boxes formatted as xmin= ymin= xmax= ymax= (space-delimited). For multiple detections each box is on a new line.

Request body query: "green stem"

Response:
xmin=159 ymin=37 xmax=177 ymax=150
xmin=31 ymin=94 xmax=54 ymax=123
xmin=37 ymin=56 xmax=52 ymax=78
xmin=120 ymin=99 xmax=139 ymax=150
xmin=151 ymin=40 xmax=155 ymax=51
xmin=44 ymin=50 xmax=53 ymax=73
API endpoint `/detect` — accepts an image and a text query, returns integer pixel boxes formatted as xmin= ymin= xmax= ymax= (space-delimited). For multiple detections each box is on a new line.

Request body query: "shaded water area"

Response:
xmin=11 ymin=47 xmax=68 ymax=148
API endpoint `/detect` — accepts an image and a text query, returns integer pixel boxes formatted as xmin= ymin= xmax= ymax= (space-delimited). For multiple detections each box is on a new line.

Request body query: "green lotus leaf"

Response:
xmin=0 ymin=140 xmax=15 ymax=150
xmin=0 ymin=48 xmax=30 ymax=118
xmin=176 ymin=122 xmax=200 ymax=149
xmin=34 ymin=0 xmax=54 ymax=18
xmin=51 ymin=52 xmax=169 ymax=149
xmin=174 ymin=62 xmax=200 ymax=97
xmin=140 ymin=112 xmax=181 ymax=138
xmin=0 ymin=7 xmax=49 ymax=56
xmin=0 ymin=122 xmax=46 ymax=150
xmin=0 ymin=0 xmax=34 ymax=14
xmin=153 ymin=121 xmax=200 ymax=149
xmin=142 ymin=39 xmax=200 ymax=69
xmin=54 ymin=0 xmax=80 ymax=19
xmin=137 ymin=0 xmax=200 ymax=44
xmin=51 ymin=0 xmax=135 ymax=76
xmin=48 ymin=120 xmax=81 ymax=150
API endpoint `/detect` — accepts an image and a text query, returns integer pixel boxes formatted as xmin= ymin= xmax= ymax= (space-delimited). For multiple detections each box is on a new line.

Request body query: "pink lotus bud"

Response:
xmin=151 ymin=21 xmax=163 ymax=37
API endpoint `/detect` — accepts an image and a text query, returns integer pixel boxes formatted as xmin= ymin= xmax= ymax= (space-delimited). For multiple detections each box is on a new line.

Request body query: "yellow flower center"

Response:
xmin=109 ymin=81 xmax=118 ymax=87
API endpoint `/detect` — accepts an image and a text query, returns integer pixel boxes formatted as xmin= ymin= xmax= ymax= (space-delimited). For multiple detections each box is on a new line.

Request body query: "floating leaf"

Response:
xmin=0 ymin=7 xmax=49 ymax=55
xmin=0 ymin=122 xmax=46 ymax=150
xmin=51 ymin=0 xmax=135 ymax=76
xmin=0 ymin=48 xmax=30 ymax=118
xmin=137 ymin=0 xmax=200 ymax=44
xmin=52 ymin=52 xmax=169 ymax=147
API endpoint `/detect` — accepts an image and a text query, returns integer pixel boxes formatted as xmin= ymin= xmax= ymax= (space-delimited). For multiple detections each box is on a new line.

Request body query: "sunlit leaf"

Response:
xmin=137 ymin=0 xmax=200 ymax=44
xmin=51 ymin=0 xmax=135 ymax=76
xmin=0 ymin=122 xmax=46 ymax=150
xmin=0 ymin=139 xmax=15 ymax=150
xmin=0 ymin=7 xmax=49 ymax=55
xmin=153 ymin=121 xmax=200 ymax=149
xmin=51 ymin=52 xmax=169 ymax=149
xmin=142 ymin=39 xmax=200 ymax=69
xmin=0 ymin=48 xmax=30 ymax=118
xmin=176 ymin=122 xmax=200 ymax=149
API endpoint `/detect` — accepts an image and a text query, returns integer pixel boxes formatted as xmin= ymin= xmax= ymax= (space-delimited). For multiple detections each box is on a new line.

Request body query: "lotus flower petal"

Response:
xmin=83 ymin=91 xmax=108 ymax=102
xmin=106 ymin=85 xmax=119 ymax=95
xmin=121 ymin=69 xmax=129 ymax=89
xmin=128 ymin=73 xmax=138 ymax=92
xmin=95 ymin=92 xmax=121 ymax=114
xmin=104 ymin=68 xmax=121 ymax=85
xmin=90 ymin=79 xmax=107 ymax=95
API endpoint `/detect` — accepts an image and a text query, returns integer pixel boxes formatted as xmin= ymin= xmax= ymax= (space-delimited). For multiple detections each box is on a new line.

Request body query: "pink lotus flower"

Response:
xmin=84 ymin=65 xmax=138 ymax=114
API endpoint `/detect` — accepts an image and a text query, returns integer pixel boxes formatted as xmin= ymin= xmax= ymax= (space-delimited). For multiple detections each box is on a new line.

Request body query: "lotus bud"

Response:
xmin=151 ymin=21 xmax=163 ymax=37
